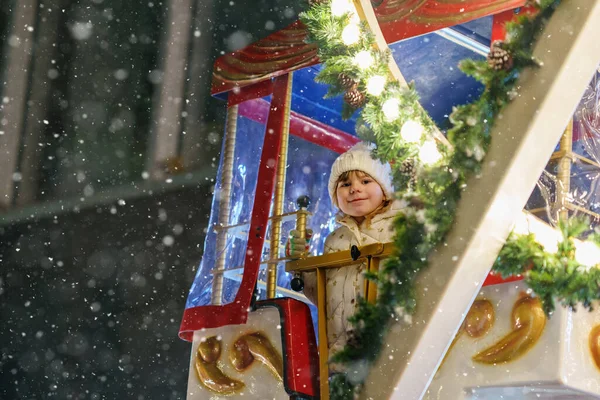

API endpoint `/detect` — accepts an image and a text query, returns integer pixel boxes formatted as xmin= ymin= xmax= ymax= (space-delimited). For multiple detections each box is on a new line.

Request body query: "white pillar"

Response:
xmin=0 ymin=0 xmax=38 ymax=209
xmin=147 ymin=0 xmax=194 ymax=180
xmin=181 ymin=0 xmax=215 ymax=171
xmin=16 ymin=1 xmax=63 ymax=206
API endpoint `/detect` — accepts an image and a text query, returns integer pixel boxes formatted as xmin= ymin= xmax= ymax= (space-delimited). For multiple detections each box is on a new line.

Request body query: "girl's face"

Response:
xmin=336 ymin=171 xmax=385 ymax=219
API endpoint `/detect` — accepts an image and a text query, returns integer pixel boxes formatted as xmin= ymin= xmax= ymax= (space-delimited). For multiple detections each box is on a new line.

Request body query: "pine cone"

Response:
xmin=345 ymin=330 xmax=360 ymax=349
xmin=344 ymin=85 xmax=366 ymax=108
xmin=525 ymin=0 xmax=542 ymax=7
xmin=338 ymin=73 xmax=356 ymax=89
xmin=408 ymin=195 xmax=425 ymax=210
xmin=487 ymin=41 xmax=513 ymax=71
xmin=400 ymin=158 xmax=417 ymax=190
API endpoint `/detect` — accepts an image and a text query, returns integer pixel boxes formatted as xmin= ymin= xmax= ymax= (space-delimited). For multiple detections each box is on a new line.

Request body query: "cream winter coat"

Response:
xmin=303 ymin=199 xmax=403 ymax=358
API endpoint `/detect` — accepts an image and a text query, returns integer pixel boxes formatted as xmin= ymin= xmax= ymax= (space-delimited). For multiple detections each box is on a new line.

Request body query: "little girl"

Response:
xmin=291 ymin=142 xmax=404 ymax=363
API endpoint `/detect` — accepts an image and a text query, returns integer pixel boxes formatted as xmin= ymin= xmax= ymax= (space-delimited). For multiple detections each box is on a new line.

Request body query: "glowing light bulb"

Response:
xmin=382 ymin=98 xmax=401 ymax=122
xmin=341 ymin=23 xmax=360 ymax=45
xmin=330 ymin=0 xmax=353 ymax=17
xmin=366 ymin=75 xmax=386 ymax=96
xmin=353 ymin=50 xmax=374 ymax=70
xmin=511 ymin=212 xmax=560 ymax=253
xmin=401 ymin=119 xmax=424 ymax=143
xmin=348 ymin=10 xmax=360 ymax=25
xmin=575 ymin=241 xmax=600 ymax=268
xmin=419 ymin=140 xmax=442 ymax=165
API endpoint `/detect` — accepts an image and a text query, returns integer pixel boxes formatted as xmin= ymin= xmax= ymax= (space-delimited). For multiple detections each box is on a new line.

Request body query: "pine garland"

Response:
xmin=300 ymin=1 xmax=568 ymax=398
xmin=494 ymin=219 xmax=600 ymax=315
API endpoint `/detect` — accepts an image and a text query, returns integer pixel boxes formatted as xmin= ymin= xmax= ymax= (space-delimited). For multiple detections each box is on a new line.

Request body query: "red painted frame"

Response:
xmin=238 ymin=98 xmax=359 ymax=154
xmin=257 ymin=298 xmax=320 ymax=399
xmin=179 ymin=74 xmax=292 ymax=340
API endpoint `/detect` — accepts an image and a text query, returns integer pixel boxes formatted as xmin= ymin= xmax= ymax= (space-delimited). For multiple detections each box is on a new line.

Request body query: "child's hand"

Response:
xmin=285 ymin=229 xmax=313 ymax=259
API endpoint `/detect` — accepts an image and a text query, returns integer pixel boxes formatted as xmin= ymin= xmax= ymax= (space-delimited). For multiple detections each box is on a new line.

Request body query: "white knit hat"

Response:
xmin=328 ymin=141 xmax=394 ymax=205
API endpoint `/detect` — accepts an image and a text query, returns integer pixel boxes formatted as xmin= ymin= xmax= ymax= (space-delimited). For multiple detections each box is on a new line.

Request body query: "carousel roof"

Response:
xmin=210 ymin=0 xmax=526 ymax=132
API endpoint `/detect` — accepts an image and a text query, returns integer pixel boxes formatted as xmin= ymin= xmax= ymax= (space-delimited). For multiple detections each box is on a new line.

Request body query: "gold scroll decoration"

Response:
xmin=473 ymin=295 xmax=546 ymax=364
xmin=230 ymin=331 xmax=284 ymax=381
xmin=464 ymin=299 xmax=495 ymax=338
xmin=195 ymin=336 xmax=245 ymax=395
xmin=195 ymin=332 xmax=284 ymax=395
xmin=438 ymin=298 xmax=495 ymax=371
xmin=590 ymin=324 xmax=600 ymax=371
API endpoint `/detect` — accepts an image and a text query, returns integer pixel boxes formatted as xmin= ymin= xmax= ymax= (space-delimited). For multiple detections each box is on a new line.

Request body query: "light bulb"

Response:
xmin=366 ymin=75 xmax=386 ymax=96
xmin=349 ymin=10 xmax=360 ymax=25
xmin=353 ymin=50 xmax=374 ymax=70
xmin=511 ymin=212 xmax=560 ymax=253
xmin=382 ymin=98 xmax=401 ymax=122
xmin=330 ymin=0 xmax=353 ymax=17
xmin=341 ymin=23 xmax=360 ymax=45
xmin=512 ymin=211 xmax=600 ymax=268
xmin=419 ymin=140 xmax=442 ymax=165
xmin=575 ymin=241 xmax=600 ymax=268
xmin=401 ymin=119 xmax=424 ymax=143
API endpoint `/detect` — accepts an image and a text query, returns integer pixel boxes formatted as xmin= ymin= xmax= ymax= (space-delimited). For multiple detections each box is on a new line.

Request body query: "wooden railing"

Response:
xmin=286 ymin=242 xmax=395 ymax=400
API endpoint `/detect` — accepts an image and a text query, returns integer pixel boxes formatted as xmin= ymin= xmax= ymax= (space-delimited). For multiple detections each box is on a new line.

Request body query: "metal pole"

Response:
xmin=556 ymin=120 xmax=573 ymax=222
xmin=266 ymin=73 xmax=293 ymax=299
xmin=211 ymin=104 xmax=238 ymax=305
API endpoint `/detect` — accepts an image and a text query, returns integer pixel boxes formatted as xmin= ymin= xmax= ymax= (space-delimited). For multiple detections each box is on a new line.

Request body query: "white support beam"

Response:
xmin=180 ymin=0 xmax=215 ymax=171
xmin=16 ymin=1 xmax=62 ymax=206
xmin=361 ymin=1 xmax=600 ymax=399
xmin=147 ymin=0 xmax=194 ymax=180
xmin=0 ymin=0 xmax=38 ymax=209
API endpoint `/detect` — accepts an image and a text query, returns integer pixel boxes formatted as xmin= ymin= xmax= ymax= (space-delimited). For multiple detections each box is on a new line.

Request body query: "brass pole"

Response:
xmin=211 ymin=104 xmax=238 ymax=305
xmin=296 ymin=207 xmax=308 ymax=241
xmin=266 ymin=73 xmax=293 ymax=299
xmin=556 ymin=120 xmax=573 ymax=223
xmin=317 ymin=268 xmax=329 ymax=400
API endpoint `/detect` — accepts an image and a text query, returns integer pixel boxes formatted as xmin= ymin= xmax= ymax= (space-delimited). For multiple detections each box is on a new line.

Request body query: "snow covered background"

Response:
xmin=0 ymin=0 xmax=303 ymax=398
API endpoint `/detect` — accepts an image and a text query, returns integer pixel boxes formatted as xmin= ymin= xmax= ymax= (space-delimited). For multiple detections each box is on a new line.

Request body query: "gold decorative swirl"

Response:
xmin=230 ymin=331 xmax=284 ymax=381
xmin=473 ymin=295 xmax=546 ymax=364
xmin=438 ymin=299 xmax=494 ymax=373
xmin=590 ymin=324 xmax=600 ymax=371
xmin=464 ymin=299 xmax=495 ymax=338
xmin=195 ymin=336 xmax=245 ymax=395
